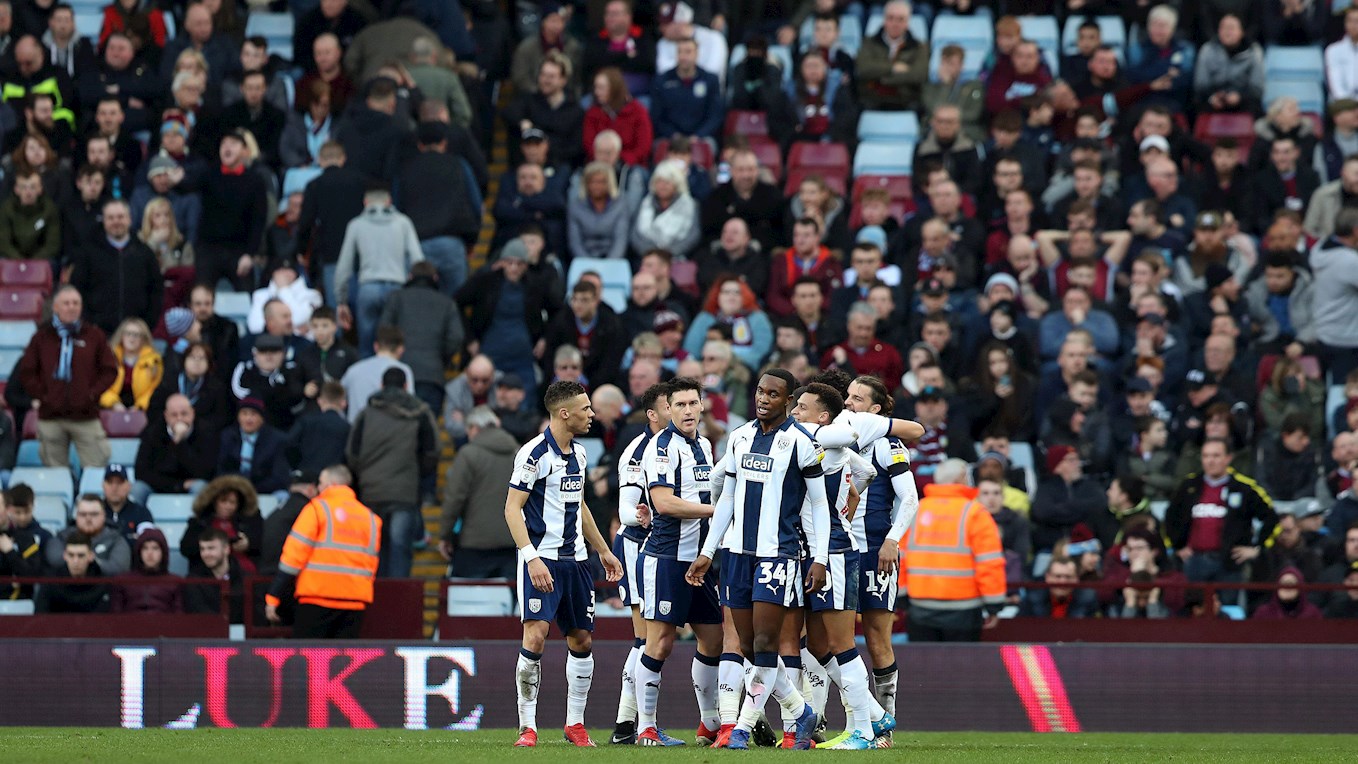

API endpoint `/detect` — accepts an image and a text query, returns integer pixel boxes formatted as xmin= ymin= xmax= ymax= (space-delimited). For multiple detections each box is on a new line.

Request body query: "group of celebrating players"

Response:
xmin=503 ymin=368 xmax=926 ymax=750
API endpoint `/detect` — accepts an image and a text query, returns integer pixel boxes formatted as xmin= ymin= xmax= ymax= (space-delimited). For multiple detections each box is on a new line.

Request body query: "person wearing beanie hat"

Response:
xmin=1031 ymin=443 xmax=1105 ymax=554
xmin=162 ymin=306 xmax=197 ymax=356
xmin=217 ymin=395 xmax=290 ymax=498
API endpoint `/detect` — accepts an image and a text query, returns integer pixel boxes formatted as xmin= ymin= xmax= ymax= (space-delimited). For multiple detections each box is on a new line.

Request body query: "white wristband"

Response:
xmin=520 ymin=545 xmax=540 ymax=563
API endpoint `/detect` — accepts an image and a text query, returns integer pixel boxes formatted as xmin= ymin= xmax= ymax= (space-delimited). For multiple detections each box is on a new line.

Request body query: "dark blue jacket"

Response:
xmin=649 ymin=68 xmax=724 ymax=140
xmin=104 ymin=500 xmax=155 ymax=547
xmin=217 ymin=424 xmax=290 ymax=494
xmin=286 ymin=409 xmax=350 ymax=475
xmin=1018 ymin=586 xmax=1100 ymax=618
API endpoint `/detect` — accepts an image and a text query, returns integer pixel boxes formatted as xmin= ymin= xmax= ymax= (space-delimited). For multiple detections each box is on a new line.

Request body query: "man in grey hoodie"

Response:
xmin=334 ymin=188 xmax=425 ymax=358
xmin=346 ymin=367 xmax=438 ymax=578
xmin=1311 ymin=208 xmax=1358 ymax=382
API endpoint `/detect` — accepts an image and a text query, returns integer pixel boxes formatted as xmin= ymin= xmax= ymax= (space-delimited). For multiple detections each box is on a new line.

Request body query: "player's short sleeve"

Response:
xmin=510 ymin=443 xmax=541 ymax=492
xmin=847 ymin=411 xmax=891 ymax=447
xmin=645 ymin=436 xmax=678 ymax=489
xmin=878 ymin=437 xmax=910 ymax=478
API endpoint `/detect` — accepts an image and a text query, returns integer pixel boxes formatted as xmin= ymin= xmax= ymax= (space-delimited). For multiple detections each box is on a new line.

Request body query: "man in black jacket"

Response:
xmin=297 ymin=141 xmax=366 ymax=306
xmin=189 ymin=130 xmax=268 ymax=291
xmin=133 ymin=393 xmax=218 ymax=504
xmin=70 ymin=198 xmax=162 ymax=334
xmin=216 ymin=398 xmax=290 ymax=497
xmin=1166 ymin=437 xmax=1278 ymax=583
xmin=189 ymin=284 xmax=240 ymax=384
xmin=35 ymin=534 xmax=109 ymax=613
xmin=699 ymin=149 xmax=784 ymax=249
xmin=220 ymin=70 xmax=286 ymax=171
xmin=1031 ymin=445 xmax=1106 ymax=554
xmin=378 ymin=263 xmax=464 ymax=414
xmin=259 ymin=469 xmax=318 ymax=576
xmin=394 ymin=122 xmax=481 ymax=296
xmin=334 ymin=78 xmax=407 ymax=182
xmin=229 ymin=334 xmax=309 ymax=431
xmin=183 ymin=528 xmax=245 ymax=623
xmin=541 ymin=280 xmax=625 ymax=389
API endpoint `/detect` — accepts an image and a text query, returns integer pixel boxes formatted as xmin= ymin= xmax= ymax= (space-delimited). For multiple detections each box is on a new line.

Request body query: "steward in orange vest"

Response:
xmin=902 ymin=469 xmax=1005 ymax=642
xmin=265 ymin=465 xmax=381 ymax=638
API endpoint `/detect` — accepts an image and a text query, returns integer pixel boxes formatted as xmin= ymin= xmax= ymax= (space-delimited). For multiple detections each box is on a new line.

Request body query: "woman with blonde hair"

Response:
xmin=629 ymin=158 xmax=700 ymax=258
xmin=139 ymin=196 xmax=195 ymax=307
xmin=568 ymin=160 xmax=630 ymax=260
xmin=101 ymin=317 xmax=164 ymax=411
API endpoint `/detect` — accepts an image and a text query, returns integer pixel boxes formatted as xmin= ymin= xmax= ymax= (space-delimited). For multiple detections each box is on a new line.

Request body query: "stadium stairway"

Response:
xmin=411 ymin=102 xmax=509 ymax=637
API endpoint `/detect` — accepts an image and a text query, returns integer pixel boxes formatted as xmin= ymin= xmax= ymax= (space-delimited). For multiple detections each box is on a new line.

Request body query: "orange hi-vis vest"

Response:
xmin=901 ymin=483 xmax=1006 ymax=611
xmin=271 ymin=485 xmax=381 ymax=610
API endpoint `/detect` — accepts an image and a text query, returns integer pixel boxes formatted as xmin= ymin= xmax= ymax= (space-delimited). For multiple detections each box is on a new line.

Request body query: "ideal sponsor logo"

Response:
xmin=740 ymin=453 xmax=774 ymax=483
xmin=693 ymin=465 xmax=712 ymax=482
xmin=560 ymin=476 xmax=584 ymax=493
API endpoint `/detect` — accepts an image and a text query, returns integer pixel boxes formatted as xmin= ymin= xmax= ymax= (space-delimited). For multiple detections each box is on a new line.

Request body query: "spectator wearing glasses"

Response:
xmin=46 ymin=494 xmax=130 ymax=575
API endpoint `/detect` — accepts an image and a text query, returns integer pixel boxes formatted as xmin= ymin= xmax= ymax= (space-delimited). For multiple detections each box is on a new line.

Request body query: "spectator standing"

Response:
xmin=1166 ymin=437 xmax=1277 ymax=584
xmin=394 ymin=122 xmax=481 ymax=297
xmin=220 ymin=70 xmax=285 ymax=170
xmin=346 ymin=367 xmax=437 ymax=578
xmin=259 ymin=469 xmax=318 ymax=576
xmin=186 ymin=285 xmax=239 ymax=383
xmin=976 ymin=474 xmax=1030 ymax=584
xmin=334 ymin=80 xmax=411 ymax=185
xmin=438 ymin=406 xmax=519 ymax=578
xmin=217 ymin=398 xmax=290 ymax=498
xmin=1310 ymin=209 xmax=1358 ymax=382
xmin=296 ymin=142 xmax=366 ymax=306
xmin=1305 ymin=155 xmax=1358 ymax=241
xmin=264 ymin=465 xmax=380 ymax=637
xmin=46 ymin=494 xmax=129 ymax=574
xmin=70 ymin=199 xmax=161 ymax=336
xmin=110 ymin=528 xmax=181 ymax=614
xmin=378 ymin=262 xmax=464 ymax=413
xmin=180 ymin=475 xmax=262 ymax=573
xmin=293 ymin=0 xmax=365 ymax=73
xmin=503 ymin=53 xmax=584 ymax=167
xmin=339 ymin=326 xmax=414 ymax=425
xmin=855 ymin=0 xmax=927 ymax=111
xmin=35 ymin=533 xmax=109 ymax=613
xmin=510 ymin=2 xmax=583 ymax=96
xmin=334 ymin=188 xmax=425 ymax=358
xmin=133 ymin=392 xmax=216 ymax=505
xmin=18 ymin=286 xmax=116 ymax=467
xmin=1032 ymin=445 xmax=1107 ymax=555
xmin=285 ymin=381 xmax=349 ymax=476
xmin=649 ymin=37 xmax=723 ymax=145
xmin=406 ymin=36 xmax=472 ymax=131
xmin=189 ymin=131 xmax=268 ymax=291
xmin=1325 ymin=7 xmax=1358 ymax=101
xmin=903 ymin=459 xmax=1004 ymax=641
xmin=442 ymin=354 xmax=495 ymax=445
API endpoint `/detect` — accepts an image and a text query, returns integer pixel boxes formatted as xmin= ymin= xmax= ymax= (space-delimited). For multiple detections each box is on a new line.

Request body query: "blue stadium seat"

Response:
xmin=1062 ymin=15 xmax=1126 ymax=63
xmin=256 ymin=494 xmax=280 ymax=518
xmin=32 ymin=495 xmax=69 ymax=535
xmin=9 ymin=466 xmax=74 ymax=506
xmin=0 ymin=348 xmax=22 ymax=380
xmin=1264 ymin=46 xmax=1325 ymax=82
xmin=1019 ymin=16 xmax=1061 ymax=74
xmin=930 ymin=15 xmax=993 ymax=50
xmin=0 ymin=320 xmax=35 ymax=348
xmin=853 ymin=141 xmax=914 ymax=176
xmin=147 ymin=494 xmax=196 ymax=522
xmin=566 ymin=257 xmax=632 ymax=295
xmin=158 ymin=521 xmax=190 ymax=574
xmin=601 ymin=286 xmax=628 ymax=313
xmin=107 ymin=438 xmax=141 ymax=466
xmin=1264 ymin=80 xmax=1325 ymax=114
xmin=16 ymin=440 xmax=41 ymax=467
xmin=446 ymin=585 xmax=515 ymax=615
xmin=799 ymin=13 xmax=865 ymax=57
xmin=214 ymin=291 xmax=251 ymax=325
xmin=858 ymin=110 xmax=920 ymax=142
xmin=74 ymin=11 xmax=101 ymax=42
xmin=245 ymin=12 xmax=294 ymax=42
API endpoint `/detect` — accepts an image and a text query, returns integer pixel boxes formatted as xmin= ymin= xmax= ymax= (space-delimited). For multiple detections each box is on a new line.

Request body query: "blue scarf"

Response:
xmin=177 ymin=373 xmax=203 ymax=405
xmin=52 ymin=316 xmax=79 ymax=381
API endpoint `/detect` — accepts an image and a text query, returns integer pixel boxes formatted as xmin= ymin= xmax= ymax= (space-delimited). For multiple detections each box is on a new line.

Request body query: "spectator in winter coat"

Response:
xmin=503 ymin=52 xmax=584 ymax=168
xmin=285 ymin=381 xmax=349 ymax=476
xmin=230 ymin=334 xmax=309 ymax=431
xmin=217 ymin=398 xmax=291 ymax=497
xmin=1246 ymin=253 xmax=1316 ymax=355
xmin=378 ymin=263 xmax=465 ymax=413
xmin=70 ymin=199 xmax=162 ymax=335
xmin=246 ymin=260 xmax=323 ymax=339
xmin=855 ymin=0 xmax=927 ymax=111
xmin=984 ymin=40 xmax=1051 ymax=117
xmin=1253 ymin=566 xmax=1324 ymax=619
xmin=1193 ymin=15 xmax=1265 ymax=115
xmin=296 ymin=142 xmax=366 ymax=305
xmin=695 ymin=218 xmax=768 ymax=299
xmin=0 ymin=170 xmax=60 ymax=260
xmin=1303 ymin=154 xmax=1358 ymax=241
xmin=18 ymin=286 xmax=117 ymax=467
xmin=509 ymin=2 xmax=584 ymax=96
xmin=180 ymin=475 xmax=263 ymax=573
xmin=1125 ymin=5 xmax=1196 ymax=111
xmin=583 ymin=67 xmax=652 ymax=167
xmin=111 ymin=528 xmax=182 ymax=614
xmin=630 ymin=158 xmax=700 ymax=258
xmin=100 ymin=318 xmax=163 ymax=412
xmin=1309 ymin=209 xmax=1358 ymax=382
xmin=439 ymin=406 xmax=521 ymax=578
xmin=133 ymin=393 xmax=216 ymax=505
xmin=35 ymin=533 xmax=110 ymax=613
xmin=394 ymin=122 xmax=482 ymax=297
xmin=583 ymin=0 xmax=656 ymax=93
xmin=332 ymin=78 xmax=408 ymax=182
xmin=1032 ymin=445 xmax=1107 ymax=553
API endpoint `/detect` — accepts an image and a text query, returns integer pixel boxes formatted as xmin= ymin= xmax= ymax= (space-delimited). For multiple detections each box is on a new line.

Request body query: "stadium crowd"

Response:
xmin=0 ymin=0 xmax=1355 ymax=623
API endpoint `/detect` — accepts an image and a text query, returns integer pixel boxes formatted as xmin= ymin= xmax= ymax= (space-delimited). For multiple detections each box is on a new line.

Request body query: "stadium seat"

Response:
xmin=245 ymin=12 xmax=294 ymax=44
xmin=214 ymin=291 xmax=251 ymax=324
xmin=107 ymin=438 xmax=140 ymax=466
xmin=0 ymin=319 xmax=36 ymax=348
xmin=788 ymin=142 xmax=850 ymax=172
xmin=1018 ymin=16 xmax=1060 ymax=74
xmin=282 ymin=167 xmax=323 ymax=199
xmin=566 ymin=257 xmax=631 ymax=294
xmin=724 ymin=110 xmax=769 ymax=139
xmin=16 ymin=440 xmax=41 ymax=467
xmin=782 ymin=166 xmax=847 ymax=197
xmin=10 ymin=467 xmax=74 ymax=505
xmin=671 ymin=259 xmax=699 ymax=298
xmin=0 ymin=259 xmax=53 ymax=293
xmin=1264 ymin=80 xmax=1324 ymax=114
xmin=1062 ymin=16 xmax=1125 ymax=63
xmin=600 ymin=286 xmax=627 ymax=313
xmin=746 ymin=137 xmax=783 ymax=183
xmin=79 ymin=466 xmax=136 ymax=496
xmin=0 ymin=600 xmax=35 ymax=615
xmin=158 ymin=521 xmax=190 ymax=575
xmin=0 ymin=348 xmax=21 ymax=380
xmin=1264 ymin=46 xmax=1325 ymax=82
xmin=32 ymin=494 xmax=68 ymax=535
xmin=0 ymin=288 xmax=44 ymax=321
xmin=1328 ymin=384 xmax=1346 ymax=439
xmin=100 ymin=409 xmax=148 ymax=438
xmin=838 ymin=14 xmax=865 ymax=56
xmin=852 ymin=174 xmax=914 ymax=203
xmin=74 ymin=11 xmax=100 ymax=41
xmin=931 ymin=15 xmax=993 ymax=50
xmin=858 ymin=111 xmax=920 ymax=143
xmin=256 ymin=494 xmax=279 ymax=518
xmin=446 ymin=584 xmax=515 ymax=616
xmin=853 ymin=141 xmax=914 ymax=176
xmin=653 ymin=138 xmax=715 ymax=169
xmin=147 ymin=494 xmax=196 ymax=522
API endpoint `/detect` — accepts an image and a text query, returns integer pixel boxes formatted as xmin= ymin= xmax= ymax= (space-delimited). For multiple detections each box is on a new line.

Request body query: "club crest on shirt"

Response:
xmin=776 ymin=434 xmax=791 ymax=451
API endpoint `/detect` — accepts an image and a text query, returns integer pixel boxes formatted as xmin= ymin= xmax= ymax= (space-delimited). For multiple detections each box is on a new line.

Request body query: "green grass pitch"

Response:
xmin=0 ymin=729 xmax=1355 ymax=763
